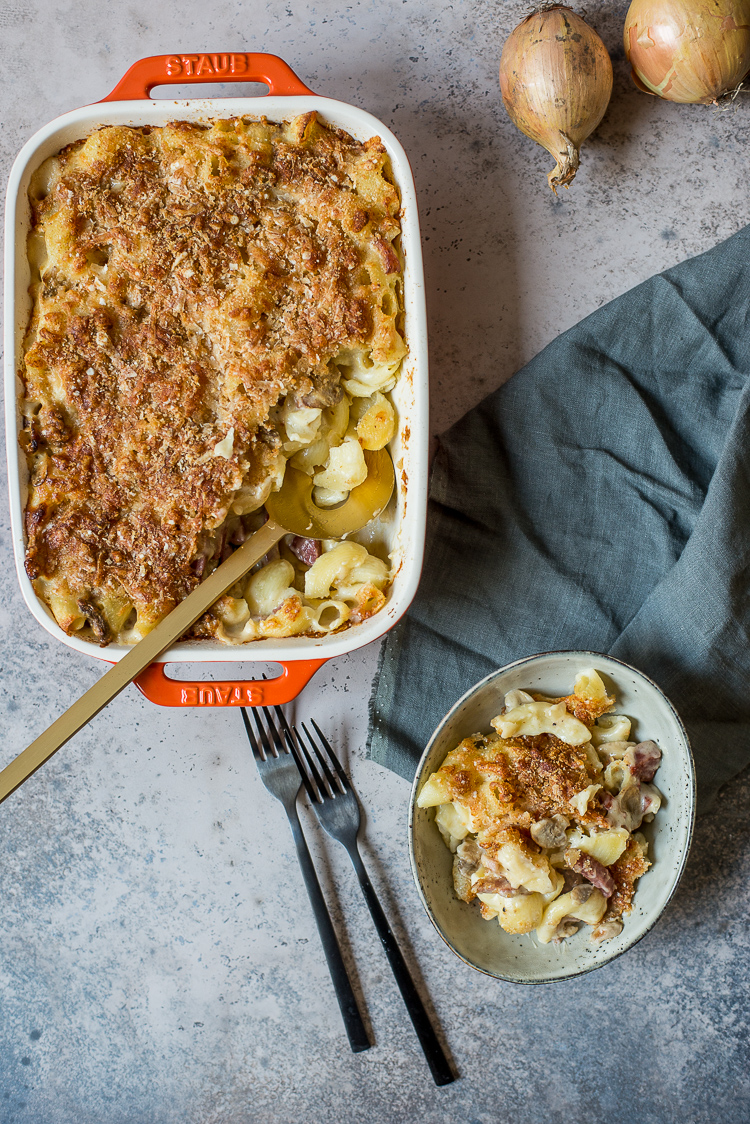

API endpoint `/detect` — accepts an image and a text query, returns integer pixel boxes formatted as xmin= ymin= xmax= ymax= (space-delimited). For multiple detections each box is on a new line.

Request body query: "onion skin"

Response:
xmin=499 ymin=5 xmax=613 ymax=192
xmin=624 ymin=0 xmax=750 ymax=103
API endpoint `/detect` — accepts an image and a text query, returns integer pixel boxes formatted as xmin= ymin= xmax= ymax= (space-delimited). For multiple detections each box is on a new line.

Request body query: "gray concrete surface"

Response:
xmin=1 ymin=1 xmax=749 ymax=1121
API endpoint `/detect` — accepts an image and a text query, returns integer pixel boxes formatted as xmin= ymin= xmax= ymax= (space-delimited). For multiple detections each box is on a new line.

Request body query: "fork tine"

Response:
xmin=257 ymin=670 xmax=297 ymax=757
xmin=292 ymin=724 xmax=330 ymax=801
xmin=255 ymin=670 xmax=288 ymax=756
xmin=259 ymin=703 xmax=323 ymax=805
xmin=301 ymin=722 xmax=342 ymax=796
xmin=250 ymin=707 xmax=275 ymax=759
xmin=240 ymin=706 xmax=264 ymax=760
xmin=258 ymin=705 xmax=288 ymax=757
xmin=266 ymin=701 xmax=298 ymax=754
xmin=310 ymin=719 xmax=351 ymax=792
xmin=281 ymin=722 xmax=321 ymax=804
xmin=271 ymin=702 xmax=295 ymax=742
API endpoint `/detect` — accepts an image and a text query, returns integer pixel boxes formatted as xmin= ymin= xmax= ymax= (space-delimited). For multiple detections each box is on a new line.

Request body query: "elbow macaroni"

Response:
xmin=207 ymin=540 xmax=392 ymax=644
xmin=204 ymin=349 xmax=399 ymax=643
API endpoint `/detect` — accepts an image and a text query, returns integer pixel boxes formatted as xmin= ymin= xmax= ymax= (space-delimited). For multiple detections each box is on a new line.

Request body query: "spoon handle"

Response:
xmin=0 ymin=519 xmax=286 ymax=805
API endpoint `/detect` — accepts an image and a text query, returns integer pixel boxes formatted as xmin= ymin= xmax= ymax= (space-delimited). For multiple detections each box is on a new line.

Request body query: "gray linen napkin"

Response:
xmin=367 ymin=225 xmax=750 ymax=813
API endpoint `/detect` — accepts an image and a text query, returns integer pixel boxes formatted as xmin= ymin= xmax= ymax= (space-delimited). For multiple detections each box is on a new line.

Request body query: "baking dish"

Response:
xmin=4 ymin=53 xmax=428 ymax=707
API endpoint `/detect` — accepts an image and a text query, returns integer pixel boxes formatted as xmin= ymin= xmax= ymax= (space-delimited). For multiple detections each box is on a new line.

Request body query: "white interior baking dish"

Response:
xmin=3 ymin=53 xmax=428 ymax=705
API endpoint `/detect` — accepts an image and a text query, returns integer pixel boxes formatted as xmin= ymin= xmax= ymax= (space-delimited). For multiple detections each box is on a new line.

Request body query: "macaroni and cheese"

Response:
xmin=20 ymin=112 xmax=405 ymax=646
xmin=417 ymin=669 xmax=662 ymax=945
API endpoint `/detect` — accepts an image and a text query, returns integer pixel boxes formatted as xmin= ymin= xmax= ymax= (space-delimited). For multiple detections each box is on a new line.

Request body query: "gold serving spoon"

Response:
xmin=0 ymin=449 xmax=395 ymax=806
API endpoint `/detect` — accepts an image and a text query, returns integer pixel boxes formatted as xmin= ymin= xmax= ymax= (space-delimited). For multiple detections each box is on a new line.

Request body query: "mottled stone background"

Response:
xmin=1 ymin=1 xmax=749 ymax=1121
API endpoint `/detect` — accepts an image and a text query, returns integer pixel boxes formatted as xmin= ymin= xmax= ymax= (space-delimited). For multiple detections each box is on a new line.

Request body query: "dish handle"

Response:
xmin=133 ymin=659 xmax=328 ymax=707
xmin=100 ymin=52 xmax=315 ymax=102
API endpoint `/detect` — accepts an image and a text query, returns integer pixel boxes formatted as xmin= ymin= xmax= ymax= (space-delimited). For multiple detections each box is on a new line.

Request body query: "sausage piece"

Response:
xmin=473 ymin=874 xmax=520 ymax=896
xmin=624 ymin=740 xmax=661 ymax=783
xmin=289 ymin=536 xmax=322 ymax=566
xmin=564 ymin=847 xmax=615 ymax=899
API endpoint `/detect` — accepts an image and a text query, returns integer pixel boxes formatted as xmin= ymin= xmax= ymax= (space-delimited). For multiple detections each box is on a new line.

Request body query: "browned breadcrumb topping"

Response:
xmin=607 ymin=837 xmax=651 ymax=917
xmin=476 ymin=824 xmax=539 ymax=875
xmin=21 ymin=112 xmax=404 ymax=644
xmin=441 ymin=727 xmax=608 ymax=836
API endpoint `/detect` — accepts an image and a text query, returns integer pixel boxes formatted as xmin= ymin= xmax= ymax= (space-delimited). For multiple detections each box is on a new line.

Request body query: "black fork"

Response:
xmin=241 ymin=707 xmax=370 ymax=1054
xmin=289 ymin=717 xmax=455 ymax=1086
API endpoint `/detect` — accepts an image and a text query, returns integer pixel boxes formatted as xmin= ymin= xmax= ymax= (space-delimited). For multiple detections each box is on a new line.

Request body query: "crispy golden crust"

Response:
xmin=607 ymin=837 xmax=651 ymax=917
xmin=439 ymin=724 xmax=607 ymax=840
xmin=559 ymin=690 xmax=614 ymax=724
xmin=21 ymin=113 xmax=405 ymax=643
xmin=531 ymin=690 xmax=615 ymax=724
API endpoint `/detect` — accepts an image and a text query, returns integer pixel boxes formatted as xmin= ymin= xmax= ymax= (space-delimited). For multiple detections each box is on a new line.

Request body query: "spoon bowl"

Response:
xmin=266 ymin=448 xmax=395 ymax=538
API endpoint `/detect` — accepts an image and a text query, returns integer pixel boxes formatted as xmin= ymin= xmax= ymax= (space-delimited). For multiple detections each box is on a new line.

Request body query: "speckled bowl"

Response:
xmin=408 ymin=651 xmax=696 ymax=983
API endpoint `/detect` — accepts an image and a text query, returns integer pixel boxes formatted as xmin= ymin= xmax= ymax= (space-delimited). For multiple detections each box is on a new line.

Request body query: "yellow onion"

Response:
xmin=499 ymin=5 xmax=613 ymax=192
xmin=624 ymin=0 xmax=750 ymax=103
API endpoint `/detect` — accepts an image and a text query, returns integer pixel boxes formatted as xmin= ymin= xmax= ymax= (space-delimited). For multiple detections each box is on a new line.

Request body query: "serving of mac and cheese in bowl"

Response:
xmin=409 ymin=652 xmax=695 ymax=983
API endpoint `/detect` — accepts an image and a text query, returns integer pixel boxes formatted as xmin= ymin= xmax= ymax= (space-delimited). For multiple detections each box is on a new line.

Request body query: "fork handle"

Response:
xmin=348 ymin=848 xmax=455 ymax=1085
xmin=285 ymin=809 xmax=371 ymax=1054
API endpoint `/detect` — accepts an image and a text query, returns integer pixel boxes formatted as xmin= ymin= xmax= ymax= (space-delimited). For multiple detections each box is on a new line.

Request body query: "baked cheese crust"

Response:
xmin=21 ymin=112 xmax=405 ymax=645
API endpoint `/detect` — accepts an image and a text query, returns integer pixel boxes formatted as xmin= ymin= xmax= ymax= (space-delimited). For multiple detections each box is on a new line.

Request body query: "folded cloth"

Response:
xmin=367 ymin=225 xmax=750 ymax=813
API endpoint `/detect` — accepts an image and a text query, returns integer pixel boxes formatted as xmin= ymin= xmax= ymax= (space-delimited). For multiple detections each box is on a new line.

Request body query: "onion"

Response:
xmin=499 ymin=5 xmax=613 ymax=192
xmin=624 ymin=0 xmax=750 ymax=103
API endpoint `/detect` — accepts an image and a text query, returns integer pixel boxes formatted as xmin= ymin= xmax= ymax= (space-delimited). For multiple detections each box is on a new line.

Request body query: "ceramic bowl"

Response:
xmin=408 ymin=651 xmax=696 ymax=983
